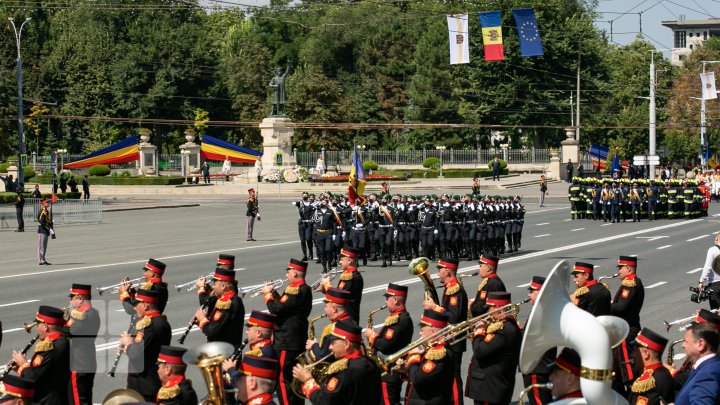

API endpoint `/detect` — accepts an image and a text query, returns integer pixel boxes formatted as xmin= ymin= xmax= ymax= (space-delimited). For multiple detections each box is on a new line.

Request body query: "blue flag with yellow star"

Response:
xmin=513 ymin=8 xmax=543 ymax=57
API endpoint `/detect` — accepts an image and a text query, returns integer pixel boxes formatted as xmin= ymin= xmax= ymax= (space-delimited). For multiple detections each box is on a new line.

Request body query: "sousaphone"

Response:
xmin=184 ymin=342 xmax=234 ymax=405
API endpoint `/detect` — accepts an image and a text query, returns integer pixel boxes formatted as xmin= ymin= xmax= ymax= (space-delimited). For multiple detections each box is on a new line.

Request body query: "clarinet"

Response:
xmin=229 ymin=338 xmax=249 ymax=363
xmin=177 ymin=300 xmax=211 ymax=345
xmin=2 ymin=335 xmax=39 ymax=378
xmin=108 ymin=316 xmax=135 ymax=378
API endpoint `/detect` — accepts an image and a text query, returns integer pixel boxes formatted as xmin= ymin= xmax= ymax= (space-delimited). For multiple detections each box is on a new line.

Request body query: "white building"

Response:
xmin=662 ymin=18 xmax=720 ymax=66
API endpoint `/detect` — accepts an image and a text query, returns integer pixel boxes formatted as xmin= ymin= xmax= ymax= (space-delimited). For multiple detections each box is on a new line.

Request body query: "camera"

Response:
xmin=689 ymin=286 xmax=713 ymax=303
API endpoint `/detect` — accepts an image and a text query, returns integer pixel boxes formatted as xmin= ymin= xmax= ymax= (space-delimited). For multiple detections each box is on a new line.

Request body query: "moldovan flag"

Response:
xmin=447 ymin=14 xmax=470 ymax=65
xmin=478 ymin=11 xmax=504 ymax=61
xmin=348 ymin=146 xmax=367 ymax=206
xmin=701 ymin=71 xmax=718 ymax=100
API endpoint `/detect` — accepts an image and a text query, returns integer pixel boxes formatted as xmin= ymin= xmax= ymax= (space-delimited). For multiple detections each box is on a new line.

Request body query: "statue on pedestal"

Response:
xmin=269 ymin=64 xmax=291 ymax=117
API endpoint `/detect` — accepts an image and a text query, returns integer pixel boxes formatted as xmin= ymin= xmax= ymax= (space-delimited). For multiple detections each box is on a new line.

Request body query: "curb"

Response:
xmin=103 ymin=203 xmax=201 ymax=213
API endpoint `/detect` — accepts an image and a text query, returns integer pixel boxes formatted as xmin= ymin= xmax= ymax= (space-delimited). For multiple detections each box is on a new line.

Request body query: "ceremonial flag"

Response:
xmin=701 ymin=71 xmax=718 ymax=100
xmin=478 ymin=11 xmax=504 ymax=61
xmin=51 ymin=194 xmax=58 ymax=203
xmin=589 ymin=143 xmax=609 ymax=171
xmin=708 ymin=151 xmax=719 ymax=169
xmin=512 ymin=8 xmax=544 ymax=57
xmin=64 ymin=136 xmax=139 ymax=169
xmin=610 ymin=148 xmax=620 ymax=176
xmin=348 ymin=145 xmax=367 ymax=206
xmin=447 ymin=14 xmax=470 ymax=65
xmin=200 ymin=134 xmax=262 ymax=163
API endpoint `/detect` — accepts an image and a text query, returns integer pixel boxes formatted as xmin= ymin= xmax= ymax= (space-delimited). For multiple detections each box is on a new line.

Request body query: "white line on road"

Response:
xmin=564 ymin=219 xmax=572 ymax=222
xmin=687 ymin=268 xmax=703 ymax=274
xmin=601 ymin=223 xmax=612 ymax=227
xmin=534 ymin=234 xmax=551 ymax=238
xmin=571 ymin=228 xmax=585 ymax=232
xmin=517 ymin=283 xmax=530 ymax=288
xmin=646 ymin=282 xmax=668 ymax=289
xmin=657 ymin=245 xmax=672 ymax=250
xmin=0 ymin=299 xmax=39 ymax=308
xmin=527 ymin=207 xmax=568 ymax=214
xmin=536 ymin=223 xmax=549 ymax=226
xmin=687 ymin=235 xmax=709 ymax=242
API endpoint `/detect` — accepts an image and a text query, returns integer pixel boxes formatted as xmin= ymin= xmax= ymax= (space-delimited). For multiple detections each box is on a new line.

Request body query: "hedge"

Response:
xmin=34 ymin=176 xmax=185 ymax=185
xmin=487 ymin=159 xmax=508 ymax=170
xmin=380 ymin=168 xmax=507 ymax=178
xmin=362 ymin=161 xmax=378 ymax=171
xmin=0 ymin=192 xmax=81 ymax=204
xmin=423 ymin=157 xmax=441 ymax=169
xmin=88 ymin=164 xmax=111 ymax=176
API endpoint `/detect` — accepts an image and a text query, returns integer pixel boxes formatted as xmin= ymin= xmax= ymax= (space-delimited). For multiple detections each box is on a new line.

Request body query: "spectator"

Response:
xmin=577 ymin=163 xmax=584 ymax=178
xmin=52 ymin=173 xmax=58 ymax=194
xmin=201 ymin=161 xmax=210 ymax=184
xmin=59 ymin=173 xmax=67 ymax=193
xmin=566 ymin=159 xmax=574 ymax=182
xmin=254 ymin=159 xmax=263 ymax=183
xmin=316 ymin=154 xmax=326 ymax=175
xmin=30 ymin=184 xmax=42 ymax=198
xmin=222 ymin=156 xmax=232 ymax=182
xmin=472 ymin=177 xmax=480 ymax=194
xmin=539 ymin=175 xmax=547 ymax=207
xmin=82 ymin=175 xmax=90 ymax=199
xmin=674 ymin=322 xmax=720 ymax=405
xmin=4 ymin=174 xmax=14 ymax=192
xmin=492 ymin=157 xmax=501 ymax=181
xmin=68 ymin=176 xmax=78 ymax=193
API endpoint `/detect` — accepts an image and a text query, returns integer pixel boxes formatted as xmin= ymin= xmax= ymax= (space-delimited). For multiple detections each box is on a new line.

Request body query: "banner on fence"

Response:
xmin=64 ymin=136 xmax=139 ymax=169
xmin=200 ymin=134 xmax=262 ymax=163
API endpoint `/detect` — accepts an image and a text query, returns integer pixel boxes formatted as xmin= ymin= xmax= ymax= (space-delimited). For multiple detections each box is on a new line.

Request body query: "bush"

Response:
xmin=423 ymin=157 xmax=441 ymax=169
xmin=23 ymin=167 xmax=35 ymax=181
xmin=0 ymin=163 xmax=8 ymax=173
xmin=88 ymin=164 xmax=111 ymax=176
xmin=34 ymin=175 xmax=185 ymax=186
xmin=487 ymin=159 xmax=508 ymax=171
xmin=362 ymin=161 xmax=378 ymax=171
xmin=0 ymin=191 xmax=81 ymax=203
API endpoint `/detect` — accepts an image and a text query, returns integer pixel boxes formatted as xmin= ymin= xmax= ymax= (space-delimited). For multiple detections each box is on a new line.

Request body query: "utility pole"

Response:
xmin=576 ymin=46 xmax=581 ymax=142
xmin=8 ymin=17 xmax=31 ymax=192
xmin=649 ymin=50 xmax=657 ymax=180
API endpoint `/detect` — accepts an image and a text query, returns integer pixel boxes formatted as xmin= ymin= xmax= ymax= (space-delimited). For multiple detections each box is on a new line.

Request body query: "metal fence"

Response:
xmin=0 ymin=198 xmax=102 ymax=231
xmin=296 ymin=149 xmax=553 ymax=168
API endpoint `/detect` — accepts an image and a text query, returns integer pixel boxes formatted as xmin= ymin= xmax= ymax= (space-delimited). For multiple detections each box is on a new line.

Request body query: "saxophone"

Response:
xmin=309 ymin=313 xmax=328 ymax=341
xmin=666 ymin=338 xmax=684 ymax=367
xmin=365 ymin=305 xmax=388 ymax=356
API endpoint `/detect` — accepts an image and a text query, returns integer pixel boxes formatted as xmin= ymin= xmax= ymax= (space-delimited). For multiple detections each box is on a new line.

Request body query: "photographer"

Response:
xmin=698 ymin=234 xmax=720 ymax=309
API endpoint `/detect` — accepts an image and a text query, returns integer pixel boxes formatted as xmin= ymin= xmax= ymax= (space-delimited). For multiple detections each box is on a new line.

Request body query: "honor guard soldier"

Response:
xmin=292 ymin=192 xmax=317 ymax=261
xmin=418 ymin=198 xmax=439 ymax=260
xmin=571 ymin=262 xmax=611 ymax=316
xmin=66 ymin=284 xmax=100 ymax=405
xmin=375 ymin=196 xmax=397 ymax=267
xmin=194 ymin=268 xmax=245 ymax=346
xmin=319 ymin=246 xmax=363 ymax=323
xmin=308 ymin=288 xmax=353 ymax=361
xmin=549 ymin=348 xmax=583 ymax=400
xmin=394 ymin=309 xmax=455 ymax=405
xmin=466 ymin=292 xmax=521 ymax=405
xmin=629 ymin=328 xmax=674 ymax=405
xmin=0 ymin=375 xmax=34 ymax=405
xmin=364 ymin=284 xmax=414 ymax=405
xmin=314 ymin=200 xmax=340 ymax=273
xmin=156 ymin=346 xmax=198 ymax=405
xmin=120 ymin=289 xmax=172 ymax=402
xmin=236 ymin=355 xmax=281 ymax=405
xmin=293 ymin=320 xmax=382 ymax=404
xmin=611 ymin=255 xmax=644 ymax=391
xmin=521 ymin=276 xmax=555 ymax=405
xmin=247 ymin=188 xmax=259 ymax=241
xmin=119 ymin=258 xmax=169 ymax=315
xmin=12 ymin=306 xmax=69 ymax=405
xmin=424 ymin=258 xmax=467 ymax=404
xmin=262 ymin=259 xmax=312 ymax=405
xmin=37 ymin=198 xmax=53 ymax=265
xmin=469 ymin=255 xmax=506 ymax=317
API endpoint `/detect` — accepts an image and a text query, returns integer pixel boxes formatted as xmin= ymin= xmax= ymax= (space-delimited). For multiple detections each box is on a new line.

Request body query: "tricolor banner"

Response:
xmin=447 ymin=14 xmax=470 ymax=65
xmin=200 ymin=134 xmax=262 ymax=163
xmin=478 ymin=11 xmax=504 ymax=61
xmin=64 ymin=136 xmax=139 ymax=169
xmin=701 ymin=71 xmax=718 ymax=100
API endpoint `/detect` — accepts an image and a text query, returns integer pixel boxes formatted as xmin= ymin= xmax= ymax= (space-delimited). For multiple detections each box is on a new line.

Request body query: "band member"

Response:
xmin=465 ymin=292 xmax=521 ymax=405
xmin=236 ymin=355 xmax=280 ymax=405
xmin=0 ymin=375 xmax=35 ymax=405
xmin=521 ymin=276 xmax=555 ymax=405
xmin=223 ymin=310 xmax=278 ymax=389
xmin=365 ymin=284 xmax=414 ymax=405
xmin=13 ymin=306 xmax=69 ymax=404
xmin=119 ymin=258 xmax=169 ymax=315
xmin=194 ymin=268 xmax=245 ymax=346
xmin=611 ymin=255 xmax=645 ymax=392
xmin=394 ymin=309 xmax=455 ymax=405
xmin=571 ymin=262 xmax=611 ymax=316
xmin=119 ymin=289 xmax=172 ymax=401
xmin=320 ymin=246 xmax=363 ymax=323
xmin=217 ymin=254 xmax=235 ymax=270
xmin=66 ymin=284 xmax=100 ymax=405
xmin=424 ymin=257 xmax=467 ymax=404
xmin=629 ymin=328 xmax=674 ymax=405
xmin=469 ymin=255 xmax=506 ymax=317
xmin=308 ymin=288 xmax=353 ymax=361
xmin=156 ymin=346 xmax=198 ymax=405
xmin=262 ymin=259 xmax=313 ymax=405
xmin=293 ymin=320 xmax=382 ymax=404
xmin=247 ymin=188 xmax=259 ymax=241
xmin=549 ymin=348 xmax=583 ymax=400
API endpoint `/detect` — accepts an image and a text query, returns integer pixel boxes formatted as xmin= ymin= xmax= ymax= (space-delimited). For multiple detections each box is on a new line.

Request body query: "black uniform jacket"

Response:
xmin=126 ymin=311 xmax=171 ymax=397
xmin=405 ymin=344 xmax=456 ymax=405
xmin=19 ymin=332 xmax=70 ymax=405
xmin=199 ymin=291 xmax=245 ymax=347
xmin=157 ymin=377 xmax=198 ymax=405
xmin=65 ymin=304 xmax=100 ymax=374
xmin=369 ymin=308 xmax=413 ymax=382
xmin=611 ymin=274 xmax=644 ymax=337
xmin=628 ymin=363 xmax=675 ymax=405
xmin=121 ymin=278 xmax=169 ymax=315
xmin=574 ymin=279 xmax=611 ymax=316
xmin=302 ymin=352 xmax=382 ymax=405
xmin=470 ymin=274 xmax=506 ymax=317
xmin=441 ymin=278 xmax=468 ymax=354
xmin=265 ymin=280 xmax=313 ymax=351
xmin=332 ymin=268 xmax=363 ymax=324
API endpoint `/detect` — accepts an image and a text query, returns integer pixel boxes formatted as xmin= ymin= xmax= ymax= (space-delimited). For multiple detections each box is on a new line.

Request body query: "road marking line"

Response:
xmin=0 ymin=299 xmax=39 ymax=308
xmin=601 ymin=223 xmax=612 ymax=227
xmin=687 ymin=268 xmax=703 ymax=274
xmin=571 ymin=228 xmax=585 ymax=232
xmin=657 ymin=245 xmax=672 ymax=250
xmin=715 ymin=231 xmax=720 ymax=234
xmin=517 ymin=283 xmax=530 ymax=288
xmin=534 ymin=234 xmax=551 ymax=238
xmin=537 ymin=223 xmax=549 ymax=226
xmin=564 ymin=219 xmax=572 ymax=222
xmin=528 ymin=207 xmax=568 ymax=214
xmin=687 ymin=235 xmax=709 ymax=242
xmin=646 ymin=282 xmax=667 ymax=289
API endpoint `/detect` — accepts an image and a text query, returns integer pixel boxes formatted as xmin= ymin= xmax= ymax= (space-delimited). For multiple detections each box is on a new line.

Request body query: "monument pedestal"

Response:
xmin=260 ymin=117 xmax=296 ymax=170
xmin=179 ymin=130 xmax=201 ymax=180
xmin=138 ymin=131 xmax=158 ymax=176
xmin=561 ymin=127 xmax=579 ymax=179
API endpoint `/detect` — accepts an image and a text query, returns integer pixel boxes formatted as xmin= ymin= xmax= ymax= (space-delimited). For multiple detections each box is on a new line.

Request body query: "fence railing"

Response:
xmin=0 ymin=198 xmax=102 ymax=231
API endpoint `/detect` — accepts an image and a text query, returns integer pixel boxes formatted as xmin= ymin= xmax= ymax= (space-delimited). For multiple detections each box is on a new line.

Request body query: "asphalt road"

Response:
xmin=0 ymin=196 xmax=717 ymax=404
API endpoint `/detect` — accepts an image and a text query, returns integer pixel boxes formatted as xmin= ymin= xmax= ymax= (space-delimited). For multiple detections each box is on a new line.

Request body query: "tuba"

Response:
xmin=184 ymin=342 xmax=234 ymax=405
xmin=409 ymin=257 xmax=439 ymax=305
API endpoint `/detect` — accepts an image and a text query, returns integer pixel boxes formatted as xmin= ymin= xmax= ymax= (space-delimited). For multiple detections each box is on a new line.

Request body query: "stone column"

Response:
xmin=179 ymin=129 xmax=201 ymax=179
xmin=137 ymin=129 xmax=158 ymax=176
xmin=561 ymin=127 xmax=579 ymax=179
xmin=259 ymin=117 xmax=296 ymax=170
xmin=548 ymin=149 xmax=561 ymax=180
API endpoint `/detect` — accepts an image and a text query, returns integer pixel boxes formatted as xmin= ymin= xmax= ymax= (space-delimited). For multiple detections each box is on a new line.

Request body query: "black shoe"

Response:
xmin=363 ymin=258 xmax=367 ymax=266
xmin=381 ymin=260 xmax=387 ymax=268
xmin=315 ymin=258 xmax=321 ymax=264
xmin=39 ymin=262 xmax=46 ymax=266
xmin=45 ymin=262 xmax=51 ymax=265
xmin=388 ymin=260 xmax=393 ymax=266
xmin=251 ymin=238 xmax=257 ymax=241
xmin=301 ymin=256 xmax=308 ymax=262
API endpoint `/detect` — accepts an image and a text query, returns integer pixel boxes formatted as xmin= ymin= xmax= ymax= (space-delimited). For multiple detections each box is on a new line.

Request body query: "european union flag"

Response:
xmin=512 ymin=8 xmax=543 ymax=57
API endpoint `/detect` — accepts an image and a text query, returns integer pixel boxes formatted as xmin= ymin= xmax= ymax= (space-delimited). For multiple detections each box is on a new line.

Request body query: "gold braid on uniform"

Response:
xmin=34 ymin=340 xmax=53 ymax=352
xmin=157 ymin=384 xmax=181 ymax=400
xmin=246 ymin=348 xmax=262 ymax=357
xmin=135 ymin=317 xmax=151 ymax=330
xmin=445 ymin=283 xmax=460 ymax=296
xmin=215 ymin=299 xmax=231 ymax=310
xmin=487 ymin=321 xmax=504 ymax=334
xmin=320 ymin=323 xmax=334 ymax=342
xmin=285 ymin=286 xmax=299 ymax=295
xmin=384 ymin=315 xmax=399 ymax=326
xmin=622 ymin=279 xmax=636 ymax=288
xmin=425 ymin=347 xmax=446 ymax=360
xmin=326 ymin=358 xmax=348 ymax=375
xmin=340 ymin=273 xmax=353 ymax=281
xmin=477 ymin=278 xmax=488 ymax=292
xmin=631 ymin=370 xmax=656 ymax=393
xmin=70 ymin=309 xmax=87 ymax=320
xmin=574 ymin=286 xmax=589 ymax=296
xmin=139 ymin=281 xmax=153 ymax=290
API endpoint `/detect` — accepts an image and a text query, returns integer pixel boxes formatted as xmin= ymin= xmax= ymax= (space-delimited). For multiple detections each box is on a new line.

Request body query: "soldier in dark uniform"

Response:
xmin=223 ymin=310 xmax=278 ymax=389
xmin=646 ymin=180 xmax=658 ymax=220
xmin=418 ymin=198 xmax=438 ymax=260
xmin=314 ymin=199 xmax=340 ymax=273
xmin=261 ymin=259 xmax=313 ymax=405
xmin=308 ymin=289 xmax=354 ymax=362
xmin=394 ymin=309 xmax=455 ymax=405
xmin=247 ymin=188 xmax=259 ymax=241
xmin=549 ymin=348 xmax=583 ymax=400
xmin=465 ymin=292 xmax=521 ymax=405
xmin=629 ymin=328 xmax=674 ymax=405
xmin=66 ymin=284 xmax=100 ymax=405
xmin=156 ymin=346 xmax=198 ymax=405
xmin=375 ymin=196 xmax=397 ymax=267
xmin=13 ymin=306 xmax=70 ymax=405
xmin=119 ymin=258 xmax=169 ymax=315
xmin=0 ymin=375 xmax=35 ymax=405
xmin=236 ymin=355 xmax=280 ymax=405
xmin=470 ymin=255 xmax=506 ymax=317
xmin=611 ymin=255 xmax=645 ymax=392
xmin=293 ymin=320 xmax=382 ymax=404
xmin=194 ymin=268 xmax=245 ymax=346
xmin=120 ymin=289 xmax=172 ymax=401
xmin=364 ymin=283 xmax=413 ymax=405
xmin=424 ymin=258 xmax=467 ymax=404
xmin=629 ymin=182 xmax=643 ymax=222
xmin=405 ymin=196 xmax=421 ymax=260
xmin=568 ymin=178 xmax=581 ymax=219
xmin=571 ymin=261 xmax=611 ymax=316
xmin=521 ymin=276 xmax=555 ymax=405
xmin=291 ymin=192 xmax=316 ymax=261
xmin=319 ymin=246 xmax=363 ymax=323
xmin=14 ymin=189 xmax=24 ymax=232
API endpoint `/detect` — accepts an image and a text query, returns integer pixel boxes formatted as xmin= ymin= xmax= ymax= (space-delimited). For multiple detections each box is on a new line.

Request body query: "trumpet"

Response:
xmin=24 ymin=307 xmax=68 ymax=333
xmin=666 ymin=338 xmax=684 ymax=367
xmin=291 ymin=352 xmax=335 ymax=399
xmin=518 ymin=383 xmax=553 ymax=405
xmin=458 ymin=271 xmax=479 ymax=282
xmin=239 ymin=279 xmax=285 ymax=298
xmin=97 ymin=277 xmax=144 ymax=295
xmin=174 ymin=273 xmax=213 ymax=292
xmin=597 ymin=273 xmax=619 ymax=283
xmin=311 ymin=269 xmax=343 ymax=293
xmin=663 ymin=309 xmax=719 ymax=331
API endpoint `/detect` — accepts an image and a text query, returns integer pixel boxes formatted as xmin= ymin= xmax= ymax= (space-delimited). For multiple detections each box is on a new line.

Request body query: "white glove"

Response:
xmin=341 ymin=231 xmax=346 ymax=238
xmin=332 ymin=235 xmax=336 ymax=241
xmin=393 ymin=230 xmax=398 ymax=237
xmin=434 ymin=230 xmax=439 ymax=235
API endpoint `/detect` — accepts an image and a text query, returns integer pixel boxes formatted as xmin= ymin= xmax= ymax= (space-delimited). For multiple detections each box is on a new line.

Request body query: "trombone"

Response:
xmin=663 ymin=309 xmax=719 ymax=331
xmin=239 ymin=279 xmax=285 ymax=298
xmin=310 ymin=269 xmax=343 ymax=293
xmin=174 ymin=273 xmax=213 ymax=292
xmin=97 ymin=277 xmax=144 ymax=295
xmin=23 ymin=307 xmax=69 ymax=333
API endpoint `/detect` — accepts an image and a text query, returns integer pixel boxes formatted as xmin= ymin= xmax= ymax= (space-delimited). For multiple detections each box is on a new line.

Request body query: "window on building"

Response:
xmin=704 ymin=31 xmax=708 ymax=40
xmin=675 ymin=31 xmax=687 ymax=48
xmin=690 ymin=44 xmax=694 ymax=50
xmin=711 ymin=30 xmax=720 ymax=38
xmin=689 ymin=32 xmax=693 ymax=37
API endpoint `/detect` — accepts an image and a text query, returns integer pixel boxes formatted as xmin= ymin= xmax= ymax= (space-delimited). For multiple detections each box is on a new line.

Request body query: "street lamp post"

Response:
xmin=8 ymin=17 xmax=31 ymax=192
xmin=436 ymin=146 xmax=446 ymax=177
xmin=701 ymin=60 xmax=720 ymax=171
xmin=56 ymin=149 xmax=67 ymax=172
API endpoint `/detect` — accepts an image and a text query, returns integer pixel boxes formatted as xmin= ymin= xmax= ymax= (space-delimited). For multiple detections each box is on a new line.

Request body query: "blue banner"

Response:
xmin=512 ymin=8 xmax=544 ymax=57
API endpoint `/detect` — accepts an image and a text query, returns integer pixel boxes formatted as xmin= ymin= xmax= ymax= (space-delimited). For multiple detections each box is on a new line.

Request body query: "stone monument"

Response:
xmin=137 ymin=129 xmax=158 ymax=176
xmin=561 ymin=126 xmax=579 ymax=179
xmin=179 ymin=129 xmax=201 ymax=178
xmin=261 ymin=64 xmax=296 ymax=170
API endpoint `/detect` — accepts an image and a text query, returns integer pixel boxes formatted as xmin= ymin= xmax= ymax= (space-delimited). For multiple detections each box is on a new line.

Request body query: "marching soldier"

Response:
xmin=611 ymin=255 xmax=645 ymax=392
xmin=394 ymin=309 xmax=455 ymax=405
xmin=235 ymin=355 xmax=281 ymax=405
xmin=375 ymin=195 xmax=397 ymax=267
xmin=0 ymin=375 xmax=35 ymax=405
xmin=308 ymin=288 xmax=354 ymax=361
xmin=469 ymin=255 xmax=506 ymax=317
xmin=418 ymin=198 xmax=439 ymax=260
xmin=548 ymin=348 xmax=583 ymax=400
xmin=119 ymin=258 xmax=169 ymax=315
xmin=568 ymin=178 xmax=581 ymax=220
xmin=292 ymin=192 xmax=316 ymax=261
xmin=194 ymin=268 xmax=245 ymax=346
xmin=293 ymin=320 xmax=382 ymax=404
xmin=262 ymin=259 xmax=313 ymax=405
xmin=629 ymin=182 xmax=643 ymax=222
xmin=12 ymin=306 xmax=70 ymax=405
xmin=571 ymin=262 xmax=611 ymax=316
xmin=465 ymin=292 xmax=521 ymax=405
xmin=364 ymin=284 xmax=414 ymax=405
xmin=319 ymin=246 xmax=363 ymax=323
xmin=119 ymin=290 xmax=172 ymax=401
xmin=629 ymin=328 xmax=674 ymax=405
xmin=156 ymin=346 xmax=198 ymax=405
xmin=521 ymin=276 xmax=555 ymax=405
xmin=314 ymin=199 xmax=340 ymax=273
xmin=66 ymin=284 xmax=100 ymax=405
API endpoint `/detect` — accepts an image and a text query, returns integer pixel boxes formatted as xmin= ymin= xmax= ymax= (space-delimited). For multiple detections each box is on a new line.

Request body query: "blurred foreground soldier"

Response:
xmin=293 ymin=320 xmax=382 ymax=404
xmin=549 ymin=348 xmax=583 ymax=400
xmin=262 ymin=259 xmax=312 ymax=405
xmin=469 ymin=255 xmax=506 ymax=317
xmin=236 ymin=355 xmax=280 ymax=405
xmin=66 ymin=284 xmax=100 ymax=405
xmin=611 ymin=255 xmax=644 ymax=392
xmin=156 ymin=346 xmax=197 ymax=405
xmin=119 ymin=258 xmax=169 ymax=315
xmin=0 ymin=375 xmax=35 ymax=405
xmin=119 ymin=290 xmax=171 ymax=402
xmin=571 ymin=262 xmax=611 ymax=316
xmin=629 ymin=328 xmax=674 ymax=405
xmin=14 ymin=189 xmax=24 ymax=232
xmin=674 ymin=322 xmax=720 ymax=405
xmin=194 ymin=268 xmax=245 ymax=346
xmin=319 ymin=246 xmax=363 ymax=323
xmin=12 ymin=306 xmax=69 ymax=405
xmin=521 ymin=276 xmax=554 ymax=405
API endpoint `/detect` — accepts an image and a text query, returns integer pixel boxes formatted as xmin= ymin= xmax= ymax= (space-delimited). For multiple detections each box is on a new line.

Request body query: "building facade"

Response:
xmin=662 ymin=18 xmax=720 ymax=66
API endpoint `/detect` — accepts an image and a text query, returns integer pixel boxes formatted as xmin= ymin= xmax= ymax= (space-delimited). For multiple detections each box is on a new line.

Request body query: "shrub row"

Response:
xmin=0 ymin=192 xmax=81 ymax=204
xmin=33 ymin=176 xmax=185 ymax=186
